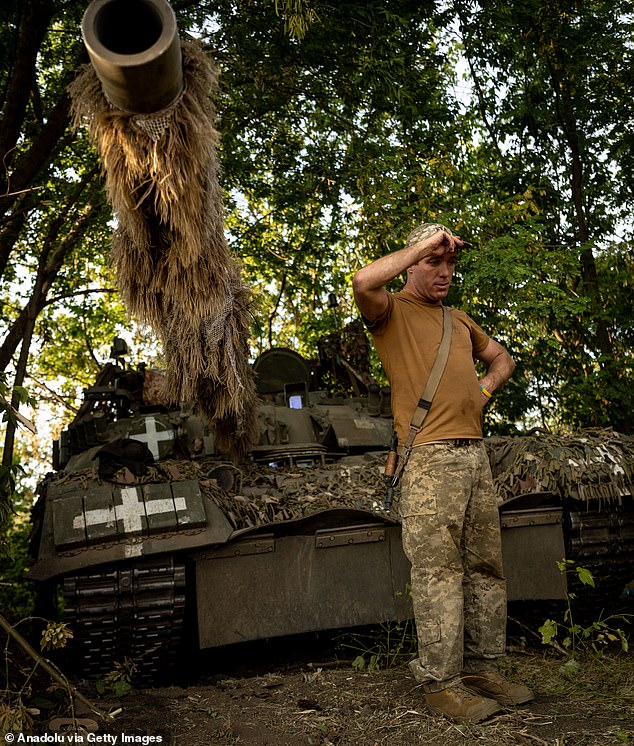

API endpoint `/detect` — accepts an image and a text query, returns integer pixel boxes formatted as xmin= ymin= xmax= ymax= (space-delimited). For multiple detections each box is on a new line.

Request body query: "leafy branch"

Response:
xmin=539 ymin=560 xmax=631 ymax=662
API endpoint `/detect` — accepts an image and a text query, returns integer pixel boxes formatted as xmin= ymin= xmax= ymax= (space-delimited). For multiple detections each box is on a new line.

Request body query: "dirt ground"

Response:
xmin=4 ymin=603 xmax=633 ymax=746
xmin=73 ymin=613 xmax=634 ymax=746
xmin=91 ymin=655 xmax=634 ymax=746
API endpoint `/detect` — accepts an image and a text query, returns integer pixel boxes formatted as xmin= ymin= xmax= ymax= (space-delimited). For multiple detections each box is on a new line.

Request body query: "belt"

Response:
xmin=416 ymin=438 xmax=482 ymax=448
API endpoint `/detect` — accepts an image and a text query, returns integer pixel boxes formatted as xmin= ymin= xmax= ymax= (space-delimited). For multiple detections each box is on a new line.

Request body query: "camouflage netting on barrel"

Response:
xmin=68 ymin=41 xmax=258 ymax=461
xmin=486 ymin=430 xmax=634 ymax=504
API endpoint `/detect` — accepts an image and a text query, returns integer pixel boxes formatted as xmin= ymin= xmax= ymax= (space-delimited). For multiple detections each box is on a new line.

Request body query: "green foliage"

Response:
xmin=214 ymin=0 xmax=455 ymax=354
xmin=95 ymin=658 xmax=136 ymax=697
xmin=338 ymin=585 xmax=417 ymax=671
xmin=0 ymin=502 xmax=36 ymax=623
xmin=274 ymin=0 xmax=319 ymax=40
xmin=453 ymin=0 xmax=634 ymax=433
xmin=0 ymin=615 xmax=75 ymax=736
xmin=39 ymin=621 xmax=73 ymax=652
xmin=0 ymin=374 xmax=37 ymax=429
xmin=538 ymin=560 xmax=631 ymax=659
xmin=340 ymin=619 xmax=418 ymax=672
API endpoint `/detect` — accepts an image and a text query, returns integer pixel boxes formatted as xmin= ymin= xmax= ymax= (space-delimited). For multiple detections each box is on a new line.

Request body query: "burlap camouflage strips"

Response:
xmin=399 ymin=442 xmax=506 ymax=691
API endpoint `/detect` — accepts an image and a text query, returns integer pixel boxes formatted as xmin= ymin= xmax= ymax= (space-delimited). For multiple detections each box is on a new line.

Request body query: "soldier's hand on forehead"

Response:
xmin=404 ymin=222 xmax=463 ymax=256
xmin=408 ymin=230 xmax=462 ymax=260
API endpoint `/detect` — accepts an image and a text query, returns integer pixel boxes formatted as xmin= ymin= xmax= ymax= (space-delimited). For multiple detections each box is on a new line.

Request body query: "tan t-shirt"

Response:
xmin=366 ymin=291 xmax=489 ymax=446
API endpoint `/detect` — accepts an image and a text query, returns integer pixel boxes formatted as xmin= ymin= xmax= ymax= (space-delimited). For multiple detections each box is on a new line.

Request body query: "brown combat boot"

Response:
xmin=462 ymin=671 xmax=535 ymax=706
xmin=424 ymin=682 xmax=501 ymax=723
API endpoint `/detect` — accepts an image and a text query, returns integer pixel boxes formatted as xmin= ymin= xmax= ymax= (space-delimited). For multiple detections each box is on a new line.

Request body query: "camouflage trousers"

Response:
xmin=399 ymin=441 xmax=507 ymax=692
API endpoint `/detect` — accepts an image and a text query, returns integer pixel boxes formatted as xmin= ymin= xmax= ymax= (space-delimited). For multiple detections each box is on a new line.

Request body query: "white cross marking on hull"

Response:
xmin=128 ymin=416 xmax=174 ymax=460
xmin=74 ymin=487 xmax=187 ymax=533
xmin=73 ymin=506 xmax=115 ymax=529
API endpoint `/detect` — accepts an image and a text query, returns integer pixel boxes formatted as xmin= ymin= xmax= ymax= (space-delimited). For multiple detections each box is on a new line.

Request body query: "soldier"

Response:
xmin=352 ymin=223 xmax=534 ymax=723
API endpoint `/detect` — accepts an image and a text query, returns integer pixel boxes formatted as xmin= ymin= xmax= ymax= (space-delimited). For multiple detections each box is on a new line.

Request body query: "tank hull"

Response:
xmin=194 ymin=516 xmax=410 ymax=649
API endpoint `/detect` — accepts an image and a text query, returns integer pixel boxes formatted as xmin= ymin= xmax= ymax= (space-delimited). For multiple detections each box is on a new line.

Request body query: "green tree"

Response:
xmin=453 ymin=0 xmax=634 ymax=432
xmin=210 ymin=0 xmax=458 ymax=354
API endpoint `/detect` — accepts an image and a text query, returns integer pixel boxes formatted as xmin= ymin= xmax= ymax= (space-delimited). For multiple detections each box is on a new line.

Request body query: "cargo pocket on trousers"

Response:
xmin=420 ymin=620 xmax=442 ymax=648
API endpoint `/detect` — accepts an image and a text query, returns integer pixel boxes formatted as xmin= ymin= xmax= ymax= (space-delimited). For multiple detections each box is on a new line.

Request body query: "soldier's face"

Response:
xmin=406 ymin=248 xmax=456 ymax=303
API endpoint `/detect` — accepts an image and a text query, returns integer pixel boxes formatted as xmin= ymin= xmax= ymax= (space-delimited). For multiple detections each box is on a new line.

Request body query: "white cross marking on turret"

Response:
xmin=129 ymin=415 xmax=174 ymax=460
xmin=74 ymin=487 xmax=187 ymax=533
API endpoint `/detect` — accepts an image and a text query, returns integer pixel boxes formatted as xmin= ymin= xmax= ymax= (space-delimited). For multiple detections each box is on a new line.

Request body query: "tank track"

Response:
xmin=63 ymin=555 xmax=186 ymax=683
xmin=564 ymin=499 xmax=634 ymax=611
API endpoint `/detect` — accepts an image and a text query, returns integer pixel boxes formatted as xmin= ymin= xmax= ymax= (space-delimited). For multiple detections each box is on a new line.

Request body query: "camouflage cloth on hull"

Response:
xmin=486 ymin=429 xmax=634 ymax=504
xmin=52 ymin=431 xmax=633 ymax=535
xmin=52 ymin=452 xmax=388 ymax=529
xmin=399 ymin=442 xmax=506 ymax=692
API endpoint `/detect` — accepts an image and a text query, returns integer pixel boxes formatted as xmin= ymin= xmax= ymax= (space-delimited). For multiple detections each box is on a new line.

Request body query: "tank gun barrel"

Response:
xmin=81 ymin=0 xmax=183 ymax=114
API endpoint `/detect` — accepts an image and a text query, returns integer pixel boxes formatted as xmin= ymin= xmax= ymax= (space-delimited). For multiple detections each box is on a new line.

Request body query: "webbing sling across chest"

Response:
xmin=383 ymin=304 xmax=453 ymax=510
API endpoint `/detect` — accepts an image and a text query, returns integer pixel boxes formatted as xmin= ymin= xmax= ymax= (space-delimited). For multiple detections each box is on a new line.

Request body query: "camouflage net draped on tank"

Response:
xmin=155 ymin=454 xmax=387 ymax=529
xmin=47 ymin=431 xmax=634 ymax=535
xmin=486 ymin=430 xmax=634 ymax=504
xmin=68 ymin=41 xmax=258 ymax=461
xmin=50 ymin=453 xmax=388 ymax=532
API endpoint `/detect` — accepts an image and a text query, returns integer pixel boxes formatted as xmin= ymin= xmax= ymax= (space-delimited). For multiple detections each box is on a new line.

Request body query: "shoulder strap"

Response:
xmin=393 ymin=304 xmax=453 ymax=479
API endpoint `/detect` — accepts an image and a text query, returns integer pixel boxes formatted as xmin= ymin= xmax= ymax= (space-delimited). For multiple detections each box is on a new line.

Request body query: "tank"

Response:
xmin=40 ymin=0 xmax=630 ymax=681
xmin=28 ymin=333 xmax=634 ymax=681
